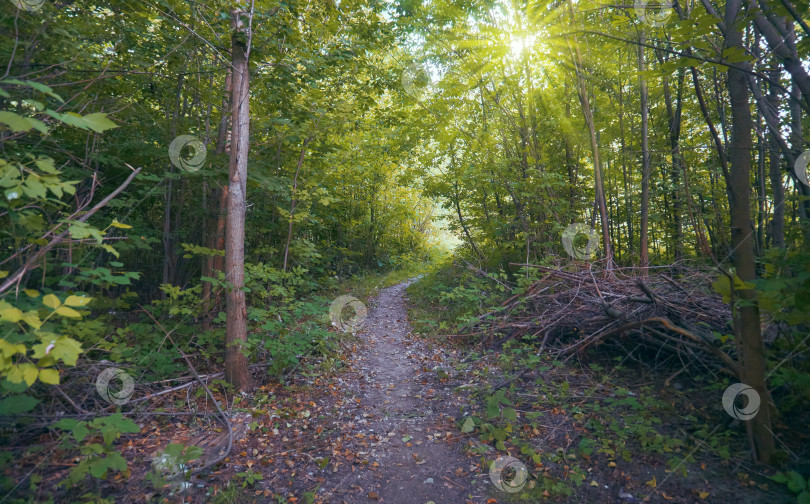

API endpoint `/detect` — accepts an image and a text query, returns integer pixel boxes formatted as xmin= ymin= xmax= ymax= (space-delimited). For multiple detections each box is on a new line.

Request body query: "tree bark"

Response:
xmin=202 ymin=70 xmax=232 ymax=307
xmin=638 ymin=31 xmax=651 ymax=273
xmin=725 ymin=0 xmax=774 ymax=464
xmin=225 ymin=9 xmax=253 ymax=393
xmin=618 ymin=74 xmax=633 ymax=255
xmin=767 ymin=67 xmax=785 ymax=248
xmin=566 ymin=0 xmax=614 ymax=268
xmin=747 ymin=0 xmax=810 ymax=111
xmin=162 ymin=73 xmax=185 ymax=291
xmin=663 ymin=68 xmax=685 ymax=262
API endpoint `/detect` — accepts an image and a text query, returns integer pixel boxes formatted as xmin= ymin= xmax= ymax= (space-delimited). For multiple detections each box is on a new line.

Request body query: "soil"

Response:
xmin=313 ymin=279 xmax=486 ymax=503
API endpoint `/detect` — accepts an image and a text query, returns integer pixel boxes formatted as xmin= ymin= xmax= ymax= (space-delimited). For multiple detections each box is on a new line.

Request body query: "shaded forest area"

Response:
xmin=0 ymin=0 xmax=809 ymax=502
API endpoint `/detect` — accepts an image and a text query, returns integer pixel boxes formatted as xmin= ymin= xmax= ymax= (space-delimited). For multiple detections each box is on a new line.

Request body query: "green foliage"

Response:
xmin=235 ymin=468 xmax=263 ymax=488
xmin=53 ymin=414 xmax=140 ymax=486
xmin=770 ymin=471 xmax=810 ymax=504
xmin=146 ymin=442 xmax=204 ymax=488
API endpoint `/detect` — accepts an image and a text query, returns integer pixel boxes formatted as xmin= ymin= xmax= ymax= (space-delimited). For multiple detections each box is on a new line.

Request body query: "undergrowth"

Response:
xmin=407 ymin=258 xmax=808 ymax=502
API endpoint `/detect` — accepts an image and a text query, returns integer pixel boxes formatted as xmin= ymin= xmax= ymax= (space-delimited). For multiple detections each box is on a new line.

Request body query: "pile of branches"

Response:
xmin=470 ymin=262 xmax=738 ymax=379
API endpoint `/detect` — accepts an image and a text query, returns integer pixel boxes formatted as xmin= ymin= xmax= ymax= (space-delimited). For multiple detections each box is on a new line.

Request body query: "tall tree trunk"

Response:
xmin=618 ymin=75 xmax=633 ymax=254
xmin=768 ymin=67 xmax=785 ymax=248
xmin=202 ymin=70 xmax=232 ymax=307
xmin=162 ymin=73 xmax=185 ymax=290
xmin=663 ymin=68 xmax=685 ymax=262
xmin=225 ymin=9 xmax=253 ymax=393
xmin=725 ymin=0 xmax=774 ymax=464
xmin=746 ymin=0 xmax=810 ymax=110
xmin=566 ymin=0 xmax=614 ymax=267
xmin=638 ymin=31 xmax=651 ymax=273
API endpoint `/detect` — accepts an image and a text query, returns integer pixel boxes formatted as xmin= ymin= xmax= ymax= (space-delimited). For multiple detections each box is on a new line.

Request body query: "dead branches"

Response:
xmin=477 ymin=264 xmax=734 ymax=374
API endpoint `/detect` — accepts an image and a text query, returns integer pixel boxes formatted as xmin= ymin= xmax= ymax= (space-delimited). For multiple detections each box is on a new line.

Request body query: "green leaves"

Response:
xmin=770 ymin=471 xmax=810 ymax=503
xmin=67 ymin=221 xmax=104 ymax=243
xmin=43 ymin=110 xmax=118 ymax=133
xmin=711 ymin=273 xmax=756 ymax=303
xmin=0 ymin=394 xmax=39 ymax=414
xmin=0 ymin=79 xmax=64 ymax=102
xmin=0 ymin=156 xmax=78 ymax=207
xmin=721 ymin=46 xmax=754 ymax=64
xmin=0 ymin=111 xmax=47 ymax=133
xmin=78 ymin=113 xmax=118 ymax=133
xmin=55 ymin=414 xmax=139 ymax=485
xmin=56 ymin=414 xmax=140 ymax=447
xmin=461 ymin=416 xmax=475 ymax=433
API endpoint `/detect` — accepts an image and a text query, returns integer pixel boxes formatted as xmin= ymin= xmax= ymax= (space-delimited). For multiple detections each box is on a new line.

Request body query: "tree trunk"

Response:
xmin=566 ymin=0 xmax=614 ymax=267
xmin=768 ymin=67 xmax=785 ymax=248
xmin=725 ymin=0 xmax=774 ymax=464
xmin=638 ymin=31 xmax=651 ymax=273
xmin=225 ymin=9 xmax=253 ymax=393
xmin=618 ymin=75 xmax=633 ymax=255
xmin=162 ymin=73 xmax=185 ymax=291
xmin=747 ymin=0 xmax=810 ymax=111
xmin=202 ymin=70 xmax=232 ymax=308
xmin=663 ymin=69 xmax=685 ymax=262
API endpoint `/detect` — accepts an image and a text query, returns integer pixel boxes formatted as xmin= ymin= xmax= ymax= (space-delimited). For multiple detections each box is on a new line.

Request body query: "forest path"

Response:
xmin=317 ymin=280 xmax=487 ymax=503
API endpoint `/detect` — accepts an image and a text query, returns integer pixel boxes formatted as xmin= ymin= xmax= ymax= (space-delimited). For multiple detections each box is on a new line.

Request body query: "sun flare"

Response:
xmin=509 ymin=34 xmax=537 ymax=58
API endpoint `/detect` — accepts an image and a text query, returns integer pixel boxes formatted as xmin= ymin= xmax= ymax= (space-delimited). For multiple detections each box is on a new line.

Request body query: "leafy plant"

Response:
xmin=235 ymin=468 xmax=263 ymax=488
xmin=146 ymin=442 xmax=204 ymax=488
xmin=53 ymin=413 xmax=140 ymax=486
xmin=770 ymin=471 xmax=810 ymax=504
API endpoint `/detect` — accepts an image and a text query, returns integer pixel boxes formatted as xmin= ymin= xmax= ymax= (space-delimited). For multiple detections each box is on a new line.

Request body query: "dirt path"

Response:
xmin=317 ymin=281 xmax=487 ymax=503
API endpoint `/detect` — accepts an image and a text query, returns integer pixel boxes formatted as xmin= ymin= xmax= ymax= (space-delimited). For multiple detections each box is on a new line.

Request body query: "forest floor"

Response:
xmin=197 ymin=279 xmax=492 ymax=503
xmin=109 ymin=278 xmax=789 ymax=504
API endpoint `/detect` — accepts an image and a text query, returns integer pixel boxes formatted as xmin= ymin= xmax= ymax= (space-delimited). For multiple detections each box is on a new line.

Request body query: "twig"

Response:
xmin=138 ymin=305 xmax=233 ymax=479
xmin=0 ymin=166 xmax=142 ymax=295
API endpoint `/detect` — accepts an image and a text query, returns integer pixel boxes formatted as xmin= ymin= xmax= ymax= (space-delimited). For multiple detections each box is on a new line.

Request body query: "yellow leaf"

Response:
xmin=22 ymin=311 xmax=42 ymax=329
xmin=0 ymin=340 xmax=26 ymax=358
xmin=39 ymin=368 xmax=59 ymax=385
xmin=22 ymin=364 xmax=38 ymax=386
xmin=64 ymin=295 xmax=92 ymax=307
xmin=0 ymin=271 xmax=8 ymax=279
xmin=23 ymin=289 xmax=39 ymax=298
xmin=0 ymin=301 xmax=23 ymax=323
xmin=55 ymin=305 xmax=81 ymax=318
xmin=110 ymin=219 xmax=132 ymax=229
xmin=646 ymin=476 xmax=657 ymax=488
xmin=699 ymin=491 xmax=709 ymax=499
xmin=43 ymin=294 xmax=61 ymax=309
